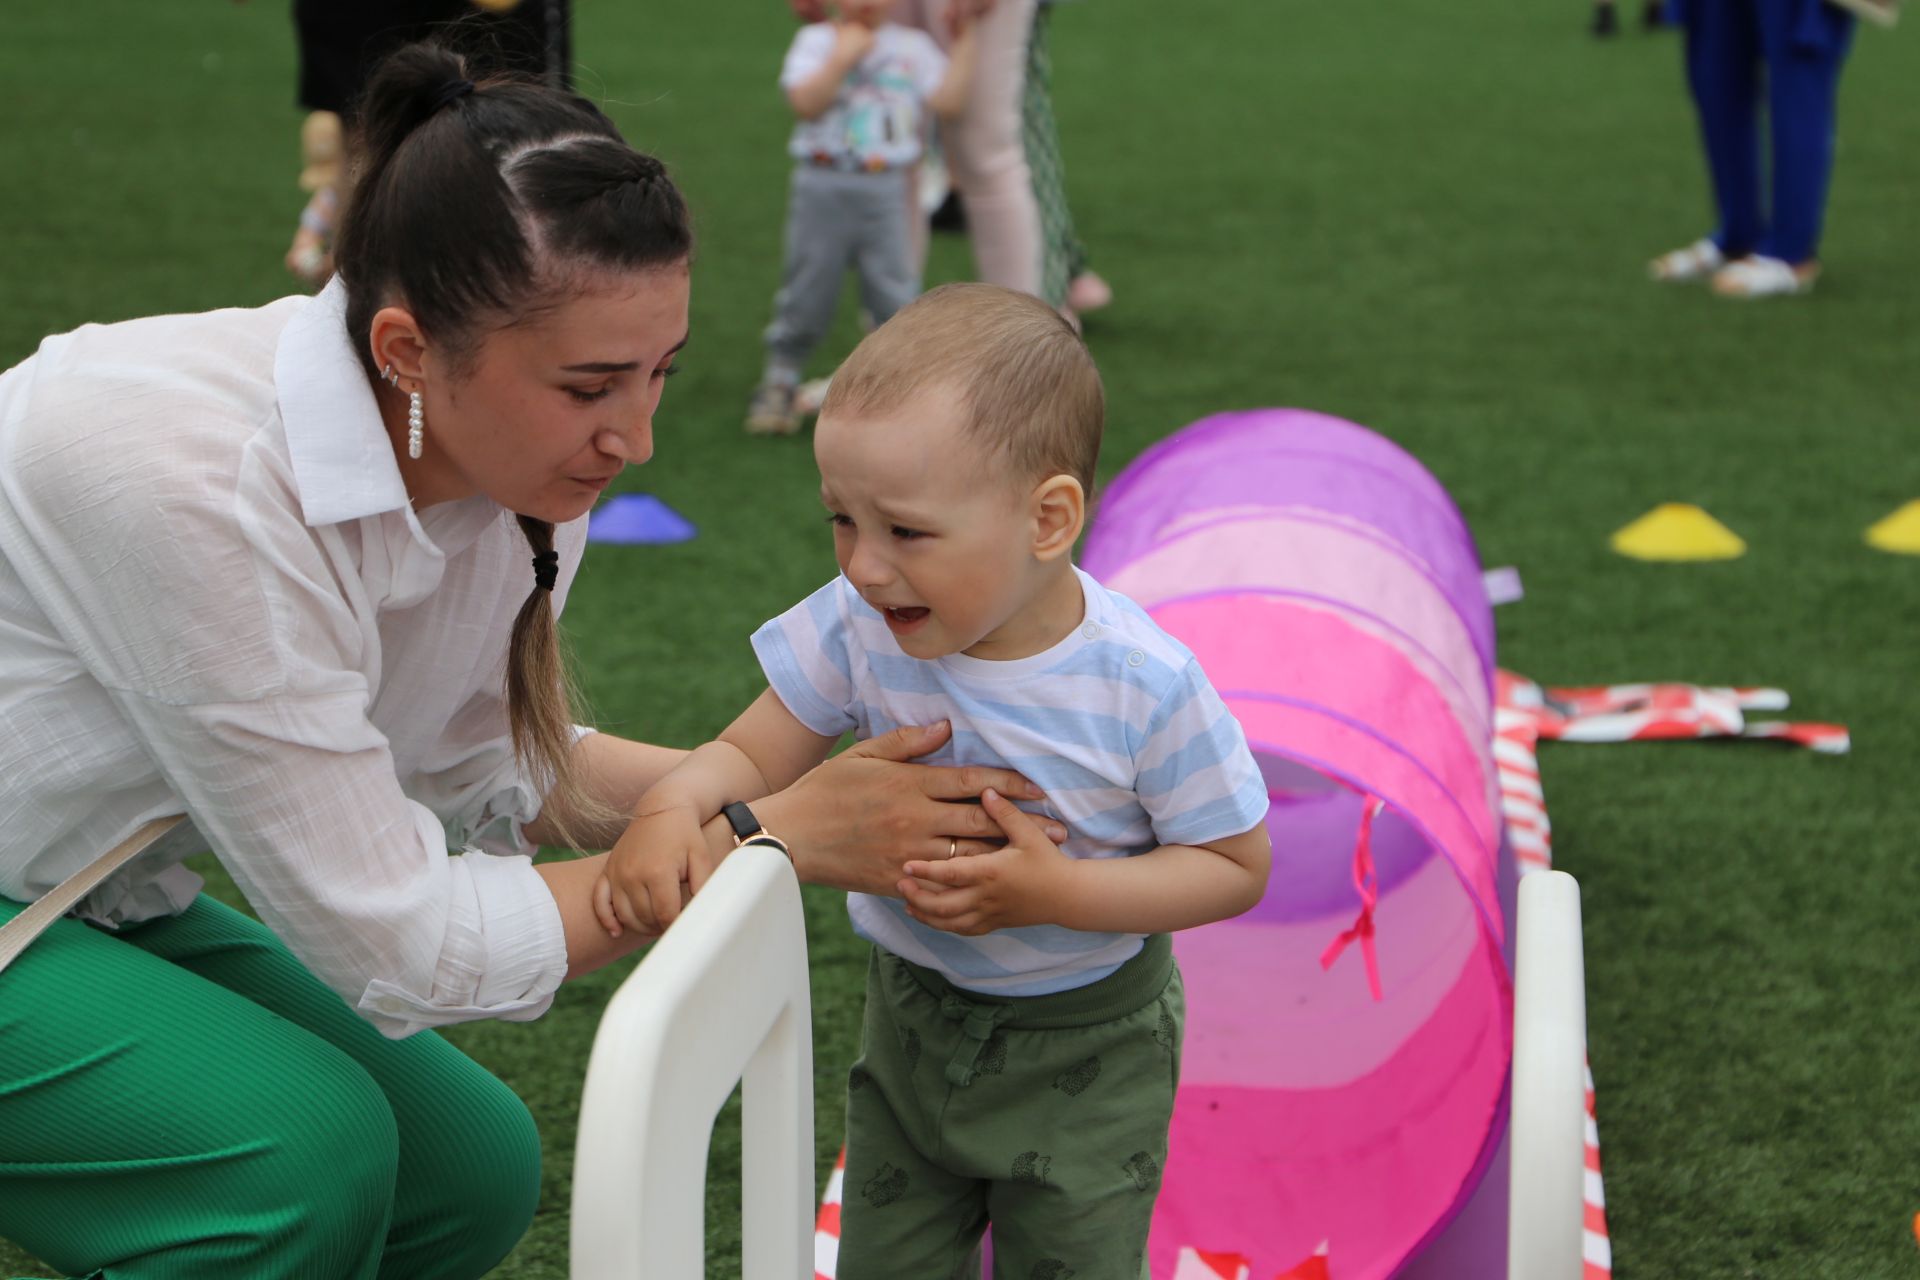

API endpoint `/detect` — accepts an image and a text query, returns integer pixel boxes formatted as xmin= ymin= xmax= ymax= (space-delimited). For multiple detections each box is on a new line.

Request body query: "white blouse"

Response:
xmin=0 ymin=281 xmax=587 ymax=1037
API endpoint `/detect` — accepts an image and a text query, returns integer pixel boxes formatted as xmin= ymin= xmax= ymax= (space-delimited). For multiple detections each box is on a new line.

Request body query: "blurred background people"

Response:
xmin=1648 ymin=0 xmax=1856 ymax=298
xmin=787 ymin=0 xmax=1109 ymax=325
xmin=1591 ymin=0 xmax=1674 ymax=36
xmin=283 ymin=0 xmax=571 ymax=283
xmin=748 ymin=0 xmax=984 ymax=435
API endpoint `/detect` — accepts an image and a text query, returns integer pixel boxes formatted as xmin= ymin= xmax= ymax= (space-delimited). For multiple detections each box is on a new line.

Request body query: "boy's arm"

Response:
xmin=898 ymin=790 xmax=1272 ymax=936
xmin=637 ymin=687 xmax=833 ymax=823
xmin=715 ymin=687 xmax=841 ymax=799
xmin=1049 ymin=826 xmax=1270 ymax=934
xmin=598 ymin=689 xmax=836 ymax=934
xmin=787 ymin=22 xmax=876 ymax=120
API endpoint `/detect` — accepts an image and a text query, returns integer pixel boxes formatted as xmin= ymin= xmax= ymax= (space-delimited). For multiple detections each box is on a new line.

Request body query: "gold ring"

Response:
xmin=947 ymin=838 xmax=958 ymax=860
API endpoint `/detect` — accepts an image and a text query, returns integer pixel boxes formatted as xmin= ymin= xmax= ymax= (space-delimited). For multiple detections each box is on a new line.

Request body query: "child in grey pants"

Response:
xmin=748 ymin=0 xmax=984 ymax=434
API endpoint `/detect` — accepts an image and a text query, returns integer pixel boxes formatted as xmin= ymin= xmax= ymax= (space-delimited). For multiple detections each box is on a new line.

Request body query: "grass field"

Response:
xmin=3 ymin=1 xmax=1918 ymax=1276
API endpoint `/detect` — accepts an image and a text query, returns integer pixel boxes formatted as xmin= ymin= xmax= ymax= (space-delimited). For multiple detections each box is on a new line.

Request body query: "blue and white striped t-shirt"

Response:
xmin=751 ymin=566 xmax=1269 ymax=996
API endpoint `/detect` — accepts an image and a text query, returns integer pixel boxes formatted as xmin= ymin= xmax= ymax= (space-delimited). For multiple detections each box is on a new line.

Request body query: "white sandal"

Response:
xmin=1711 ymin=254 xmax=1816 ymax=299
xmin=1648 ymin=237 xmax=1726 ymax=283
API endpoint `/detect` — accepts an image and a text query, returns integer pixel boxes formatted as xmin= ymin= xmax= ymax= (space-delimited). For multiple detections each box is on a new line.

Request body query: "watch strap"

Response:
xmin=722 ymin=801 xmax=763 ymax=844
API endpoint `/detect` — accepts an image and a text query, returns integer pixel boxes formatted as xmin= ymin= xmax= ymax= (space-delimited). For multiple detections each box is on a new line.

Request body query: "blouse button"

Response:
xmin=1081 ymin=622 xmax=1099 ymax=639
xmin=1126 ymin=650 xmax=1145 ymax=667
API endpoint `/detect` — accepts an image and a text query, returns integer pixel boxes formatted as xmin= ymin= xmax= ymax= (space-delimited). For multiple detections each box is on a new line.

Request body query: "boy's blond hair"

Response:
xmin=820 ymin=283 xmax=1105 ymax=492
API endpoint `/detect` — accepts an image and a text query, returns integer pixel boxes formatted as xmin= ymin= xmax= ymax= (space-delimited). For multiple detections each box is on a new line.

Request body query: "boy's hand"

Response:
xmin=832 ymin=19 xmax=877 ymax=63
xmin=596 ymin=802 xmax=714 ymax=937
xmin=897 ymin=788 xmax=1071 ymax=935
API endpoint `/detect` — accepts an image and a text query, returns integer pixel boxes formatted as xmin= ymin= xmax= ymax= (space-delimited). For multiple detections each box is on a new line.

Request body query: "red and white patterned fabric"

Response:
xmin=813 ymin=1150 xmax=844 ymax=1280
xmin=1495 ymin=672 xmax=1848 ymax=754
xmin=1494 ymin=667 xmax=1845 ymax=1280
xmin=1494 ymin=678 xmax=1610 ymax=1278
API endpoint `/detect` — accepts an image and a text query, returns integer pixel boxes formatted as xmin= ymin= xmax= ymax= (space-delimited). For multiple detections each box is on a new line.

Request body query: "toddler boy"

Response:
xmin=608 ymin=284 xmax=1272 ymax=1277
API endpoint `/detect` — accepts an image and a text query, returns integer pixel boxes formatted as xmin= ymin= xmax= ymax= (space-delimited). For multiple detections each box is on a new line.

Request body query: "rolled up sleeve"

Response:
xmin=113 ymin=686 xmax=571 ymax=1039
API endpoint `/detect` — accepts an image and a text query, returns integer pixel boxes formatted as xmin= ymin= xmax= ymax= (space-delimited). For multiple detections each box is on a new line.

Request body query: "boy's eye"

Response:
xmin=890 ymin=525 xmax=925 ymax=541
xmin=566 ymin=385 xmax=612 ymax=404
xmin=826 ymin=513 xmax=854 ymax=528
xmin=654 ymin=362 xmax=681 ymax=381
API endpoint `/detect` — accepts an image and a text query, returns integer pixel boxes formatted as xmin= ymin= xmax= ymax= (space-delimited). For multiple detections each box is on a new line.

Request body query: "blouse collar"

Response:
xmin=274 ymin=277 xmax=413 ymax=529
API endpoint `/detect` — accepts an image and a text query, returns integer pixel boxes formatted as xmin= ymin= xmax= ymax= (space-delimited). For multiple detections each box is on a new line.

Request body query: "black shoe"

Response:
xmin=1592 ymin=3 xmax=1619 ymax=35
xmin=930 ymin=190 xmax=966 ymax=234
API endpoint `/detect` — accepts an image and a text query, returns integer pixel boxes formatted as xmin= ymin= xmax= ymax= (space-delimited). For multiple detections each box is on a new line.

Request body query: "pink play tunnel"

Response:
xmin=1082 ymin=410 xmax=1512 ymax=1279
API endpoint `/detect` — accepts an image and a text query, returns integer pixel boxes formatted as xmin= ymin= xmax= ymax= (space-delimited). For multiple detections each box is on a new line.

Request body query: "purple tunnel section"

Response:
xmin=1090 ymin=409 xmax=1496 ymax=698
xmin=1082 ymin=409 xmax=1512 ymax=1280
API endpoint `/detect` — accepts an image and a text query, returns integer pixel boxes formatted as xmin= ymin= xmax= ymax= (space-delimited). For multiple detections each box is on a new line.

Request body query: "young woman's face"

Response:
xmin=425 ymin=264 xmax=691 ymax=524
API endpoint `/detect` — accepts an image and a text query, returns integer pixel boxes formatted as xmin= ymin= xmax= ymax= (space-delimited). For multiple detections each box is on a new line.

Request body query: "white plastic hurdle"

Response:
xmin=1507 ymin=870 xmax=1589 ymax=1280
xmin=570 ymin=843 xmax=815 ymax=1279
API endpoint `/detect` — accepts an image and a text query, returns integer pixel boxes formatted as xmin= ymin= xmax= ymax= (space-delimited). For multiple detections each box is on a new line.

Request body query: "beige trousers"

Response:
xmin=897 ymin=0 xmax=1044 ymax=297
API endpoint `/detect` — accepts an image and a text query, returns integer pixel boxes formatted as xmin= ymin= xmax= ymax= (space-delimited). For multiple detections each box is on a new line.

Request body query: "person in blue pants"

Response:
xmin=1648 ymin=0 xmax=1856 ymax=298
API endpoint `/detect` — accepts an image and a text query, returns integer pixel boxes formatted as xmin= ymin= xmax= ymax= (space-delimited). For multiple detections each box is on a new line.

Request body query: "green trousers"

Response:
xmin=838 ymin=936 xmax=1183 ymax=1280
xmin=0 ymin=895 xmax=540 ymax=1279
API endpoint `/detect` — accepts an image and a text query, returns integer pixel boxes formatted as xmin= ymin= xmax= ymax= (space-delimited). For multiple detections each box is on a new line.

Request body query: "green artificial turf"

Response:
xmin=2 ymin=1 xmax=1917 ymax=1276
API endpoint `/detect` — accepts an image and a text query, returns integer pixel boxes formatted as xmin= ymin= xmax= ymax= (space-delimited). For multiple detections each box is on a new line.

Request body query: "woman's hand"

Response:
xmin=751 ymin=720 xmax=1068 ymax=896
xmin=898 ymin=787 xmax=1071 ymax=935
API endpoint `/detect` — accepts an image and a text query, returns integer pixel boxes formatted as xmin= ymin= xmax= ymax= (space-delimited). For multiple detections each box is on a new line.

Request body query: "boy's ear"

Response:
xmin=368 ymin=305 xmax=430 ymax=385
xmin=1029 ymin=474 xmax=1086 ymax=562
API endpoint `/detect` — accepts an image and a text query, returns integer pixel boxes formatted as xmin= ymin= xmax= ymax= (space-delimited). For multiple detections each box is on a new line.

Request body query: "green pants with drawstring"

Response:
xmin=837 ymin=934 xmax=1183 ymax=1280
xmin=0 ymin=894 xmax=540 ymax=1280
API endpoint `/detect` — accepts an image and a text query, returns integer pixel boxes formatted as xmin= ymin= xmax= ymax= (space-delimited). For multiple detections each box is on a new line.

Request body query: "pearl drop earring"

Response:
xmin=407 ymin=390 xmax=424 ymax=460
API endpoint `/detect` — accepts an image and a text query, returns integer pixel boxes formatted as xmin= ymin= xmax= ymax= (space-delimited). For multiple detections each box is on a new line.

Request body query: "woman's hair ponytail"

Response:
xmin=509 ymin=516 xmax=597 ymax=846
xmin=335 ymin=42 xmax=694 ymax=848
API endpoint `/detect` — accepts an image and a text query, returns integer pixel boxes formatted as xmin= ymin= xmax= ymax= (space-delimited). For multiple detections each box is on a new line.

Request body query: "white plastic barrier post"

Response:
xmin=570 ymin=843 xmax=815 ymax=1279
xmin=1507 ymin=869 xmax=1587 ymax=1280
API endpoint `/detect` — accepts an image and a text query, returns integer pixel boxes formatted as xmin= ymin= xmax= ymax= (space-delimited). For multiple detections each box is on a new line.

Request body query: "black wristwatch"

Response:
xmin=722 ymin=801 xmax=792 ymax=864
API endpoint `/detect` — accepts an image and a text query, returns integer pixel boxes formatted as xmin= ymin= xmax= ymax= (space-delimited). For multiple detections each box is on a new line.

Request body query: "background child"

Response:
xmin=604 ymin=284 xmax=1272 ymax=1277
xmin=747 ymin=0 xmax=985 ymax=435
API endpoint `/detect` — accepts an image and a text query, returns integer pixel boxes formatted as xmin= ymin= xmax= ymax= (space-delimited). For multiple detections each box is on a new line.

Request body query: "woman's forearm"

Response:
xmin=536 ymin=814 xmax=740 ymax=981
xmin=523 ymin=731 xmax=688 ymax=850
xmin=535 ymin=852 xmax=654 ymax=979
xmin=930 ymin=27 xmax=980 ymax=118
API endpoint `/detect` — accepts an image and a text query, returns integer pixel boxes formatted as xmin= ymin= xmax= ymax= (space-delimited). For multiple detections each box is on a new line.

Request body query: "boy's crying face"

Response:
xmin=815 ymin=387 xmax=1074 ymax=663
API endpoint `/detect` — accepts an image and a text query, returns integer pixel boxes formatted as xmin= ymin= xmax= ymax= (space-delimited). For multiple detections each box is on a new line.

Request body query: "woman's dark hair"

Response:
xmin=334 ymin=42 xmax=693 ymax=846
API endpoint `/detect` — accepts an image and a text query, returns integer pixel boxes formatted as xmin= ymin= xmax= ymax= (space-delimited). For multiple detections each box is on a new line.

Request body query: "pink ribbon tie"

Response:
xmin=1320 ymin=796 xmax=1385 ymax=1002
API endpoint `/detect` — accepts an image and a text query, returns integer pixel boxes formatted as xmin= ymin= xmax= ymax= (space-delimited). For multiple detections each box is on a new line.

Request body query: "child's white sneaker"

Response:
xmin=794 ymin=377 xmax=833 ymax=417
xmin=745 ymin=382 xmax=800 ymax=436
xmin=1648 ymin=238 xmax=1725 ymax=282
xmin=1711 ymin=255 xmax=1817 ymax=299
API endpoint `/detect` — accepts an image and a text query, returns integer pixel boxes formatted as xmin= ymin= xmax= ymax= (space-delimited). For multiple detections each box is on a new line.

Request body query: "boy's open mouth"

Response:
xmin=883 ymin=606 xmax=930 ymax=634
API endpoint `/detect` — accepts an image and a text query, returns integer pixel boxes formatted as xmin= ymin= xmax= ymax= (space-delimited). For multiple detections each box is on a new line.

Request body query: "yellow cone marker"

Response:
xmin=1865 ymin=501 xmax=1920 ymax=555
xmin=1610 ymin=503 xmax=1747 ymax=561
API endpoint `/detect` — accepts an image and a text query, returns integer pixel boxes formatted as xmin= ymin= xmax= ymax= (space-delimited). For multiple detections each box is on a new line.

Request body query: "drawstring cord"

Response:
xmin=938 ymin=995 xmax=1013 ymax=1087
